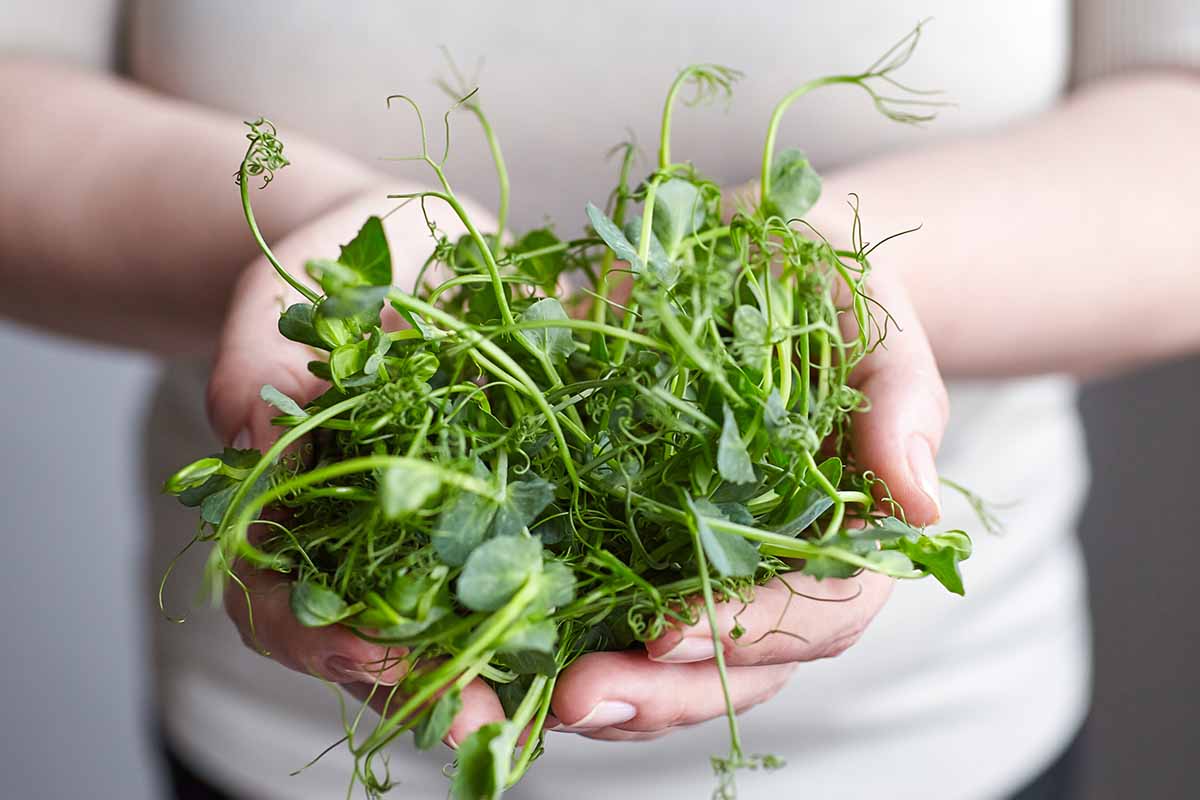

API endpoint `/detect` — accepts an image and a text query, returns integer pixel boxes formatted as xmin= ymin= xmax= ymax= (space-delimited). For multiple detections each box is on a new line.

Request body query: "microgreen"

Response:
xmin=165 ymin=22 xmax=977 ymax=800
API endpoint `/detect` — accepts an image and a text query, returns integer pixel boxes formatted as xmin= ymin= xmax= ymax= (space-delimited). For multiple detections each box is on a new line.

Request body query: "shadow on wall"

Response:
xmin=1078 ymin=354 xmax=1200 ymax=800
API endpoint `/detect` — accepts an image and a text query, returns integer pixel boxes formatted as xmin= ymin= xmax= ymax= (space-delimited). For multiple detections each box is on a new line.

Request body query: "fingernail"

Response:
xmin=326 ymin=655 xmax=398 ymax=686
xmin=445 ymin=733 xmax=458 ymax=750
xmin=232 ymin=428 xmax=252 ymax=450
xmin=907 ymin=435 xmax=941 ymax=520
xmin=552 ymin=701 xmax=636 ymax=732
xmin=651 ymin=637 xmax=716 ymax=664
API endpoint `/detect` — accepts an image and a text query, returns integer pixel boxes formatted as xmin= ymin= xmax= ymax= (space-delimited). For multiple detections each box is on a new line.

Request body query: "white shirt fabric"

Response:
xmin=12 ymin=1 xmax=1195 ymax=798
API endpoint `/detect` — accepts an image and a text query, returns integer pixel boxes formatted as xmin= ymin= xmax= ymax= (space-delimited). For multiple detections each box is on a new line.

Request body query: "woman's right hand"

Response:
xmin=206 ymin=187 xmax=509 ymax=748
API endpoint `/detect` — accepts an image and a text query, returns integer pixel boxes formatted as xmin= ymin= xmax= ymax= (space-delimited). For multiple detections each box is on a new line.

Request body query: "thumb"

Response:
xmin=847 ymin=271 xmax=948 ymax=526
xmin=207 ymin=263 xmax=323 ymax=451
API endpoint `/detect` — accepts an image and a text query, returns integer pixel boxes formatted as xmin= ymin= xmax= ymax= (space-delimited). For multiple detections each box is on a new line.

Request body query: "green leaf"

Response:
xmin=528 ymin=560 xmax=576 ymax=614
xmin=586 ymin=202 xmax=643 ymax=271
xmin=503 ymin=650 xmax=557 ymax=676
xmin=513 ymin=228 xmax=565 ymax=291
xmin=765 ymin=148 xmax=822 ymax=220
xmin=489 ymin=478 xmax=555 ymax=538
xmin=717 ymin=404 xmax=756 ymax=484
xmin=651 ymin=178 xmax=705 ymax=255
xmin=800 ymin=554 xmax=861 ymax=580
xmin=893 ymin=531 xmax=972 ymax=595
xmin=278 ymin=303 xmax=325 ymax=349
xmin=497 ymin=618 xmax=557 ymax=655
xmin=689 ymin=497 xmax=760 ymax=577
xmin=774 ymin=489 xmax=833 ymax=537
xmin=338 ymin=216 xmax=392 ymax=286
xmin=415 ymin=688 xmax=461 ymax=751
xmin=456 ymin=535 xmax=543 ymax=612
xmin=732 ymin=305 xmax=770 ymax=367
xmin=811 ymin=456 xmax=843 ymax=490
xmin=518 ymin=298 xmax=574 ymax=363
xmin=379 ymin=463 xmax=441 ymax=519
xmin=329 ymin=342 xmax=366 ymax=391
xmin=319 ymin=285 xmax=389 ymax=325
xmin=623 ymin=218 xmax=678 ymax=288
xmin=290 ymin=582 xmax=354 ymax=627
xmin=259 ymin=384 xmax=307 ymax=418
xmin=164 ymin=457 xmax=223 ymax=494
xmin=432 ymin=461 xmax=497 ymax=566
xmin=361 ymin=328 xmax=391 ymax=376
xmin=311 ymin=310 xmax=355 ymax=349
xmin=450 ymin=721 xmax=514 ymax=800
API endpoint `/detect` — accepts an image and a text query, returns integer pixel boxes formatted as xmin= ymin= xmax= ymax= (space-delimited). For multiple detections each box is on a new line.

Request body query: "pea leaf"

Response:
xmin=278 ymin=303 xmax=324 ymax=349
xmin=689 ymin=497 xmax=760 ymax=577
xmin=893 ymin=531 xmax=972 ymax=595
xmin=319 ymin=285 xmax=389 ymax=325
xmin=773 ymin=488 xmax=833 ymax=536
xmin=513 ymin=228 xmax=565 ymax=291
xmin=328 ymin=342 xmax=366 ymax=392
xmin=497 ymin=618 xmax=557 ymax=655
xmin=800 ymin=554 xmax=861 ymax=580
xmin=379 ymin=463 xmax=441 ymax=519
xmin=732 ymin=305 xmax=770 ymax=367
xmin=528 ymin=560 xmax=576 ymax=615
xmin=290 ymin=582 xmax=354 ymax=627
xmin=357 ymin=326 xmax=391 ymax=374
xmin=717 ymin=404 xmax=756 ymax=484
xmin=450 ymin=721 xmax=514 ymax=800
xmin=456 ymin=535 xmax=543 ymax=612
xmin=338 ymin=216 xmax=392 ymax=286
xmin=432 ymin=461 xmax=497 ymax=566
xmin=651 ymin=178 xmax=705 ymax=255
xmin=765 ymin=148 xmax=822 ymax=220
xmin=164 ymin=457 xmax=223 ymax=494
xmin=415 ymin=688 xmax=461 ymax=751
xmin=260 ymin=384 xmax=307 ymax=418
xmin=489 ymin=477 xmax=555 ymax=538
xmin=586 ymin=202 xmax=643 ymax=271
xmin=623 ymin=218 xmax=679 ymax=288
xmin=518 ymin=298 xmax=574 ymax=363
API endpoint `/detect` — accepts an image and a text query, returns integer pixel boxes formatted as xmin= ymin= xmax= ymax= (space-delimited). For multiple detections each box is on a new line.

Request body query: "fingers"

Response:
xmin=343 ymin=672 xmax=507 ymax=750
xmin=207 ymin=263 xmax=324 ymax=450
xmin=549 ymin=650 xmax=795 ymax=737
xmin=845 ymin=269 xmax=949 ymax=525
xmin=644 ymin=571 xmax=893 ymax=667
xmin=223 ymin=559 xmax=406 ymax=686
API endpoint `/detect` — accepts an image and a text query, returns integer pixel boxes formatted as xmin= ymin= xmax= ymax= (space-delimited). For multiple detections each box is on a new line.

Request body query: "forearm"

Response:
xmin=0 ymin=59 xmax=378 ymax=354
xmin=807 ymin=71 xmax=1200 ymax=379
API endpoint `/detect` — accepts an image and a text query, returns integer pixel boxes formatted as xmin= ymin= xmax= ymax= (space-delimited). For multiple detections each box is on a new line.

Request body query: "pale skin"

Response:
xmin=2 ymin=58 xmax=1199 ymax=746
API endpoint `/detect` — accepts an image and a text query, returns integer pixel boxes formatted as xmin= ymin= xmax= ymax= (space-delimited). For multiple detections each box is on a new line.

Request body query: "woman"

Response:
xmin=2 ymin=2 xmax=1197 ymax=798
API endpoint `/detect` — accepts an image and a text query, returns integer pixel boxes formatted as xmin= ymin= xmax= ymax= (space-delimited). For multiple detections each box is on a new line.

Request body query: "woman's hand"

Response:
xmin=548 ymin=264 xmax=948 ymax=739
xmin=207 ymin=187 xmax=511 ymax=747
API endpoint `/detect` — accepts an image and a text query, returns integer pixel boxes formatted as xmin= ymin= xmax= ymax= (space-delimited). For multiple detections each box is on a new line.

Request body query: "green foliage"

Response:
xmin=764 ymin=149 xmax=822 ymax=220
xmin=164 ymin=23 xmax=979 ymax=800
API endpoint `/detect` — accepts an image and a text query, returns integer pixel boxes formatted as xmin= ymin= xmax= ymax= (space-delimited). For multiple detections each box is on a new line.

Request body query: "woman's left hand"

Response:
xmin=548 ymin=260 xmax=949 ymax=739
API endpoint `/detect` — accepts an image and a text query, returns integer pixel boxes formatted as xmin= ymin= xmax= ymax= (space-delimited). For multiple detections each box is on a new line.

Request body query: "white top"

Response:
xmin=16 ymin=0 xmax=1195 ymax=798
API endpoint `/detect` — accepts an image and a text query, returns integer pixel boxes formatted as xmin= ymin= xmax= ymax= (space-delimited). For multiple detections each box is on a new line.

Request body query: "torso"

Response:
xmin=133 ymin=2 xmax=1089 ymax=798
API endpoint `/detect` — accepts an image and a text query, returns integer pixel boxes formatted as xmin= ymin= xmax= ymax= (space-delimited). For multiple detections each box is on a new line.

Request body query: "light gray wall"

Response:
xmin=0 ymin=322 xmax=158 ymax=800
xmin=0 ymin=321 xmax=1195 ymax=799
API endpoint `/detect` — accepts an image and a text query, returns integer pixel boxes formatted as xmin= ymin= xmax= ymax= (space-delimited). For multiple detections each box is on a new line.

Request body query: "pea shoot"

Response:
xmin=166 ymin=22 xmax=976 ymax=800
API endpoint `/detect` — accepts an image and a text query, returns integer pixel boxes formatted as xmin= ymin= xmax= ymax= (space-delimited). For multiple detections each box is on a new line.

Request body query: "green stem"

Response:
xmin=464 ymin=104 xmax=510 ymax=250
xmin=239 ymin=165 xmax=320 ymax=304
xmin=686 ymin=501 xmax=745 ymax=761
xmin=387 ymin=290 xmax=579 ymax=483
xmin=356 ymin=575 xmax=543 ymax=754
xmin=759 ymin=76 xmax=858 ymax=207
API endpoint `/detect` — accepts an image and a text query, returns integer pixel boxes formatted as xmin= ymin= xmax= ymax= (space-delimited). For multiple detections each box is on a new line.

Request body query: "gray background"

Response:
xmin=0 ymin=321 xmax=1196 ymax=800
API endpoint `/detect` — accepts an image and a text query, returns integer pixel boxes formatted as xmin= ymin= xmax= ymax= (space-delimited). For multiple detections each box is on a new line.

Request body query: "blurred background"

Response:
xmin=2 ymin=321 xmax=1199 ymax=799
